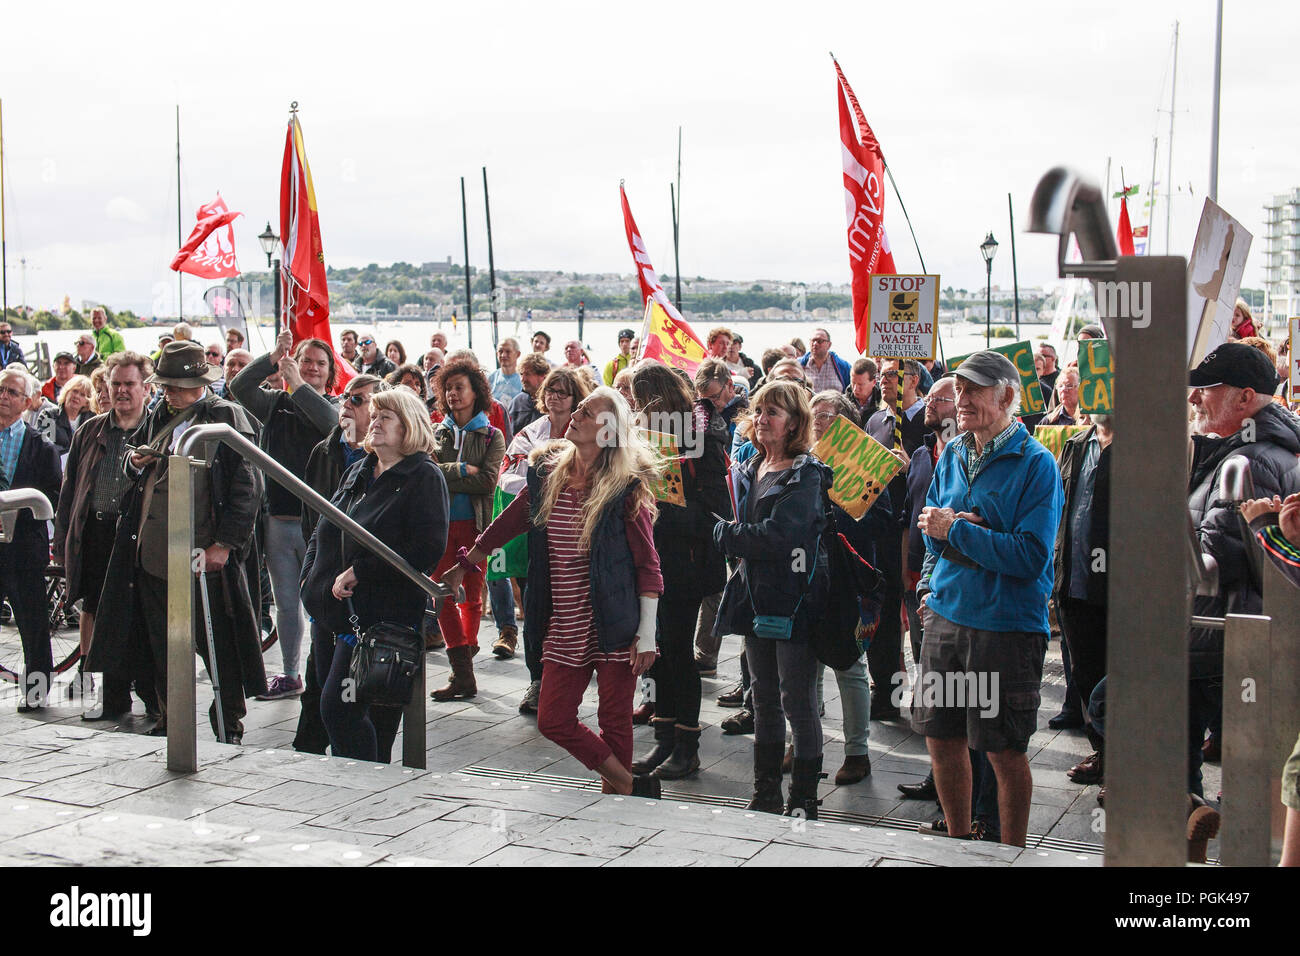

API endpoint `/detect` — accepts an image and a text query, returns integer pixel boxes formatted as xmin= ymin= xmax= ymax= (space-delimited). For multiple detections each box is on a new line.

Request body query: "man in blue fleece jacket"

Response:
xmin=914 ymin=350 xmax=1063 ymax=846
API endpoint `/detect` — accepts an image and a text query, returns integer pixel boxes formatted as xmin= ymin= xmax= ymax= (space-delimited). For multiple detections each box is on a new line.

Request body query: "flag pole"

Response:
xmin=176 ymin=105 xmax=183 ymax=322
xmin=882 ymin=165 xmax=945 ymax=370
xmin=1008 ymin=192 xmax=1021 ymax=340
xmin=673 ymin=125 xmax=683 ymax=313
xmin=482 ymin=167 xmax=499 ymax=357
xmin=0 ymin=98 xmax=7 ymax=323
xmin=460 ymin=176 xmax=472 ymax=351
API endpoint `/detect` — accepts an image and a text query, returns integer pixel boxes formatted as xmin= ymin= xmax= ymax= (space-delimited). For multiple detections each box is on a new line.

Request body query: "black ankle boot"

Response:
xmin=631 ymin=719 xmax=676 ymax=775
xmin=629 ymin=774 xmax=662 ymax=798
xmin=653 ymin=726 xmax=701 ymax=779
xmin=747 ymin=741 xmax=786 ymax=813
xmin=785 ymin=755 xmax=825 ymax=820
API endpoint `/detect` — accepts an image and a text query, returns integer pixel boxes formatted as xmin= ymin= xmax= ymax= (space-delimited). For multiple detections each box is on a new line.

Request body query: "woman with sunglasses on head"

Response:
xmin=490 ymin=367 xmax=592 ymax=710
xmin=229 ymin=328 xmax=340 ymax=701
xmin=443 ymin=386 xmax=664 ymax=797
xmin=713 ymin=380 xmax=832 ymax=818
xmin=427 ymin=360 xmax=506 ymax=701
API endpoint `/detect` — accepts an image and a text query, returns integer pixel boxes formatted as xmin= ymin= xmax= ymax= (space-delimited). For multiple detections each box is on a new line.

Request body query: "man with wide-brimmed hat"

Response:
xmin=86 ymin=341 xmax=266 ymax=743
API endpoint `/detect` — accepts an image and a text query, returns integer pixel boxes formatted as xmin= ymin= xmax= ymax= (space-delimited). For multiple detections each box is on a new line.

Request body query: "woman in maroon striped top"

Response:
xmin=442 ymin=386 xmax=666 ymax=797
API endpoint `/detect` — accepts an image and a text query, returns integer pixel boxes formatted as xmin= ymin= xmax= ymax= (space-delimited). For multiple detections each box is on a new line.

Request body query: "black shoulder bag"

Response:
xmin=344 ymin=596 xmax=424 ymax=708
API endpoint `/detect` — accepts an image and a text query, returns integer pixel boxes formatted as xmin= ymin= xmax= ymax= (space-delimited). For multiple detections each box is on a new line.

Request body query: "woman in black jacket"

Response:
xmin=301 ymin=387 xmax=449 ymax=762
xmin=229 ymin=329 xmax=339 ymax=700
xmin=52 ymin=375 xmax=94 ymax=456
xmin=628 ymin=362 xmax=731 ymax=779
xmin=713 ymin=380 xmax=831 ymax=818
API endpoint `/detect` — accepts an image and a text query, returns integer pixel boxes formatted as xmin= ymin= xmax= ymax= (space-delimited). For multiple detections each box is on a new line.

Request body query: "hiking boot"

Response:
xmin=256 ymin=675 xmax=304 ymax=701
xmin=653 ymin=726 xmax=701 ymax=780
xmin=717 ymin=683 xmax=745 ymax=707
xmin=518 ymin=679 xmax=541 ymax=715
xmin=430 ymin=645 xmax=477 ymax=701
xmin=492 ymin=626 xmax=518 ymax=659
xmin=721 ymin=708 xmax=754 ymax=736
xmin=631 ymin=719 xmax=675 ymax=775
xmin=835 ymin=753 xmax=872 ymax=785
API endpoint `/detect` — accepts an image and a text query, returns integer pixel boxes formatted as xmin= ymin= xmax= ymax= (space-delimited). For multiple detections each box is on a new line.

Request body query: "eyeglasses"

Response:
xmin=812 ymin=411 xmax=837 ymax=424
xmin=0 ymin=386 xmax=24 ymax=399
xmin=0 ymin=329 xmax=12 ymax=335
xmin=206 ymin=350 xmax=222 ymax=358
xmin=543 ymin=388 xmax=571 ymax=399
xmin=924 ymin=396 xmax=954 ymax=405
xmin=345 ymin=392 xmax=370 ymax=406
xmin=360 ymin=339 xmax=375 ymax=346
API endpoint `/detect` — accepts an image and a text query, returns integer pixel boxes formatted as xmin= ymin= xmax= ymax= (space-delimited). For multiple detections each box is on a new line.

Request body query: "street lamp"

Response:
xmin=258 ymin=221 xmax=282 ymax=337
xmin=980 ymin=231 xmax=998 ymax=347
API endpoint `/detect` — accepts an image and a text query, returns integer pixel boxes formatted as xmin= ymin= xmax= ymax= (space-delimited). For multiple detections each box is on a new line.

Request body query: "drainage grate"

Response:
xmin=457 ymin=765 xmax=1109 ymax=856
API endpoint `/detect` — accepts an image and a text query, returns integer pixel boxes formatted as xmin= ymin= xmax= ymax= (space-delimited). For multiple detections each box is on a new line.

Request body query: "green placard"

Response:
xmin=946 ymin=341 xmax=1045 ymax=415
xmin=1033 ymin=424 xmax=1088 ymax=458
xmin=810 ymin=415 xmax=904 ymax=519
xmin=1079 ymin=340 xmax=1113 ymax=414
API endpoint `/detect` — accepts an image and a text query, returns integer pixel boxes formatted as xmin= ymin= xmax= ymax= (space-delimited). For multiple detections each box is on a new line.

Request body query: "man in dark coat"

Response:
xmin=86 ymin=341 xmax=266 ymax=742
xmin=0 ymin=366 xmax=63 ymax=710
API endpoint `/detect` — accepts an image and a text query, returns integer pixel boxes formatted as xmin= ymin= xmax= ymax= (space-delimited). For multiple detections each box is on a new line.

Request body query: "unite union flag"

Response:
xmin=170 ymin=193 xmax=241 ymax=279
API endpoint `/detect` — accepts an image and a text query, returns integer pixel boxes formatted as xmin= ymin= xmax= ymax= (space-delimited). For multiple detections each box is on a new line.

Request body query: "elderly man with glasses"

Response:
xmin=0 ymin=324 xmax=25 ymax=369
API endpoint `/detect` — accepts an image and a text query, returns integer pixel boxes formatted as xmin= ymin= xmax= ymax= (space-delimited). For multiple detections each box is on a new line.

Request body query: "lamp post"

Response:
xmin=258 ymin=221 xmax=282 ymax=337
xmin=980 ymin=231 xmax=998 ymax=348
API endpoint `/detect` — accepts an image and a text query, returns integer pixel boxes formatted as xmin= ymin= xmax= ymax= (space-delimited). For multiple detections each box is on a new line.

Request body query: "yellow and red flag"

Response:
xmin=620 ymin=184 xmax=707 ymax=375
xmin=280 ymin=113 xmax=351 ymax=391
xmin=834 ymin=58 xmax=896 ymax=354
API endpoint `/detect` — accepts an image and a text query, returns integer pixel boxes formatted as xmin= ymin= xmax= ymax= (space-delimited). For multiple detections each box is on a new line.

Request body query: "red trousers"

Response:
xmin=537 ymin=658 xmax=635 ymax=771
xmin=432 ymin=519 xmax=484 ymax=649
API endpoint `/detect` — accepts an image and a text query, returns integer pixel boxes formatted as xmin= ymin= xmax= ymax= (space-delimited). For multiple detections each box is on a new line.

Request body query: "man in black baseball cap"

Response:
xmin=603 ymin=328 xmax=637 ymax=386
xmin=1186 ymin=341 xmax=1300 ymax=801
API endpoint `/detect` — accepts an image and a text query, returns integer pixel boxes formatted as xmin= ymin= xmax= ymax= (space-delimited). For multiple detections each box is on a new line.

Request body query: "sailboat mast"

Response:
xmin=482 ymin=167 xmax=498 ymax=354
xmin=1209 ymin=0 xmax=1223 ymax=201
xmin=1166 ymin=21 xmax=1178 ymax=254
xmin=176 ymin=104 xmax=183 ymax=320
xmin=460 ymin=176 xmax=472 ymax=350
xmin=1 ymin=98 xmax=7 ymax=323
xmin=1147 ymin=135 xmax=1159 ymax=252
xmin=674 ymin=126 xmax=682 ymax=313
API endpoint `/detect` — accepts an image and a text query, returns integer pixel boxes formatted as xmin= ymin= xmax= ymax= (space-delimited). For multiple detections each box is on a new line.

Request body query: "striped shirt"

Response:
xmin=542 ymin=484 xmax=630 ymax=667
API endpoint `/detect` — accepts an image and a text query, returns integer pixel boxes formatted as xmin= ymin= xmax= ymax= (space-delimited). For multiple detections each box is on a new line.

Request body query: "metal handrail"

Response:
xmin=177 ymin=423 xmax=450 ymax=602
xmin=0 ymin=489 xmax=54 ymax=544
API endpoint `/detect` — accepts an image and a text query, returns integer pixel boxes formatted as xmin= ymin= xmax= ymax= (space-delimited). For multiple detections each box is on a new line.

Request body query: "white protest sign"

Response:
xmin=866 ymin=274 xmax=940 ymax=360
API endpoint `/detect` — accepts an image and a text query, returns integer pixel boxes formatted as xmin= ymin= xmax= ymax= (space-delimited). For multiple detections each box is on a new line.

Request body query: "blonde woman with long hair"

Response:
xmin=442 ymin=386 xmax=666 ymax=796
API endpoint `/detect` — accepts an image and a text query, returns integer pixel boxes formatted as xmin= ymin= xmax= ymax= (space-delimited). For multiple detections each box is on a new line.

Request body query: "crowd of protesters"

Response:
xmin=2 ymin=306 xmax=1300 ymax=854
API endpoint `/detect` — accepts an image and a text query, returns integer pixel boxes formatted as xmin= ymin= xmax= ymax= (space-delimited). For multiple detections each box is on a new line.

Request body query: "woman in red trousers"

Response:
xmin=442 ymin=385 xmax=664 ymax=797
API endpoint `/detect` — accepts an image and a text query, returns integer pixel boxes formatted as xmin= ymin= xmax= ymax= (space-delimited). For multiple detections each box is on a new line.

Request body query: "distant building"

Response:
xmin=1263 ymin=189 xmax=1300 ymax=322
xmin=422 ymin=257 xmax=455 ymax=274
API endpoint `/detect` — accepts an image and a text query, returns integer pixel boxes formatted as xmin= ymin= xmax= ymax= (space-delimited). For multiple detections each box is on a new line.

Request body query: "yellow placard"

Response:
xmin=811 ymin=416 xmax=904 ymax=519
xmin=1033 ymin=424 xmax=1088 ymax=459
xmin=642 ymin=429 xmax=686 ymax=506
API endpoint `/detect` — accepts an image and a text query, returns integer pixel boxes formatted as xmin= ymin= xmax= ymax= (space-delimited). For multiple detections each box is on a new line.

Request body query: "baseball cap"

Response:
xmin=53 ymin=351 xmax=76 ymax=363
xmin=618 ymin=328 xmax=635 ymax=342
xmin=953 ymin=350 xmax=1020 ymax=387
xmin=1188 ymin=342 xmax=1278 ymax=394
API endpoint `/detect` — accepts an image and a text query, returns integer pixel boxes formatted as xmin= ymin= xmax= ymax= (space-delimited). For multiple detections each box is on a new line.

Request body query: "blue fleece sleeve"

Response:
xmin=945 ymin=449 xmax=1063 ymax=580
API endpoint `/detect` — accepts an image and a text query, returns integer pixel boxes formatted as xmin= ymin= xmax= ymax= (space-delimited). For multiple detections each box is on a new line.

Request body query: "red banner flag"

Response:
xmin=834 ymin=58 xmax=897 ymax=354
xmin=1116 ymin=196 xmax=1136 ymax=256
xmin=620 ymin=184 xmax=708 ymax=374
xmin=170 ymin=194 xmax=241 ymax=278
xmin=280 ymin=115 xmax=351 ymax=392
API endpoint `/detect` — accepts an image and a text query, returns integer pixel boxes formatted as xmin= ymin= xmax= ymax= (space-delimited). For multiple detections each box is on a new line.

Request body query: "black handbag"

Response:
xmin=344 ymin=600 xmax=424 ymax=708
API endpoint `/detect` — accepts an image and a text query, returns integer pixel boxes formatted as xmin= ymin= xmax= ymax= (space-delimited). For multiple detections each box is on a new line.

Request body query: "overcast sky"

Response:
xmin=1 ymin=0 xmax=1294 ymax=315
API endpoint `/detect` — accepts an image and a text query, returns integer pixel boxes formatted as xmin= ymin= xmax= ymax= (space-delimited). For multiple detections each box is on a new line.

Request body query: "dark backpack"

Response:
xmin=810 ymin=494 xmax=886 ymax=671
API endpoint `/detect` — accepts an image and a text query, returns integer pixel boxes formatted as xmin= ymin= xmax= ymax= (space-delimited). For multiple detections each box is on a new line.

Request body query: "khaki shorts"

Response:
xmin=1283 ymin=731 xmax=1300 ymax=812
xmin=910 ymin=605 xmax=1047 ymax=753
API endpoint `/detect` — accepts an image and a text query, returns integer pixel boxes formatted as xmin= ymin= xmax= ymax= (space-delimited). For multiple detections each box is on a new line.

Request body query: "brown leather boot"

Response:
xmin=431 ymin=645 xmax=477 ymax=701
xmin=492 ymin=626 xmax=518 ymax=659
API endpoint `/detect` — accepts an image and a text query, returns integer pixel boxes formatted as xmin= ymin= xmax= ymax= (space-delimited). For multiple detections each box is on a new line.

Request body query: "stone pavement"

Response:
xmin=0 ymin=609 xmax=1219 ymax=865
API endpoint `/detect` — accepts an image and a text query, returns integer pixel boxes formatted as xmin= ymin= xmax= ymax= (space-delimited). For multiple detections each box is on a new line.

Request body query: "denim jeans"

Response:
xmin=265 ymin=516 xmax=308 ymax=678
xmin=745 ymin=634 xmax=821 ymax=758
xmin=487 ymin=576 xmax=516 ymax=629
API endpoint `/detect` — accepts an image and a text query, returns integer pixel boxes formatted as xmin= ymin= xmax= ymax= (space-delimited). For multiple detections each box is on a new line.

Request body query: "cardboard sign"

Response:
xmin=1034 ymin=424 xmax=1088 ymax=458
xmin=1078 ymin=340 xmax=1113 ymax=414
xmin=642 ymin=429 xmax=686 ymax=506
xmin=947 ymin=340 xmax=1046 ymax=416
xmin=866 ymin=274 xmax=940 ymax=360
xmin=1290 ymin=318 xmax=1300 ymax=401
xmin=811 ymin=416 xmax=904 ymax=519
xmin=1186 ymin=198 xmax=1253 ymax=367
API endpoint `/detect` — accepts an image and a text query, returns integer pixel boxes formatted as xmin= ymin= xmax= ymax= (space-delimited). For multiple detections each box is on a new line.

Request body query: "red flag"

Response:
xmin=1116 ymin=196 xmax=1136 ymax=256
xmin=170 ymin=194 xmax=241 ymax=278
xmin=280 ymin=115 xmax=352 ymax=392
xmin=834 ymin=58 xmax=897 ymax=354
xmin=620 ymin=185 xmax=707 ymax=372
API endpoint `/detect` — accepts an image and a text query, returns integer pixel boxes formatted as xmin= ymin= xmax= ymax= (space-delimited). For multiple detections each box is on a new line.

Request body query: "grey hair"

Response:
xmin=0 ymin=366 xmax=38 ymax=398
xmin=996 ymin=378 xmax=1021 ymax=418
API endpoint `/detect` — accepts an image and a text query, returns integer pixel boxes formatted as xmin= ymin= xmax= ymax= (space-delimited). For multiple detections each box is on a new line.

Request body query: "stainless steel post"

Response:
xmin=1220 ymin=613 xmax=1272 ymax=865
xmin=166 ymin=455 xmax=197 ymax=773
xmin=1102 ymin=255 xmax=1190 ymax=866
xmin=1264 ymin=559 xmax=1300 ymax=855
